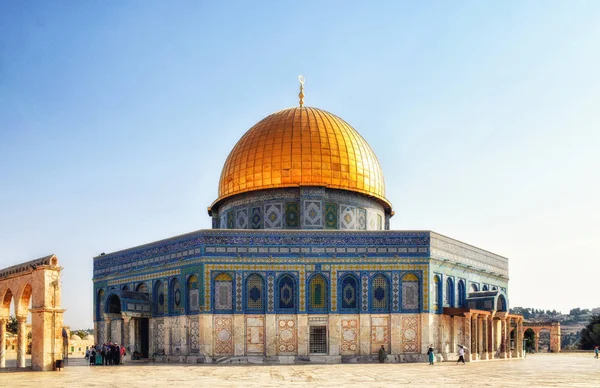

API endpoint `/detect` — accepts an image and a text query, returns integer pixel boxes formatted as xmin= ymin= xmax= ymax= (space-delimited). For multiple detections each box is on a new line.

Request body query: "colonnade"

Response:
xmin=461 ymin=311 xmax=524 ymax=361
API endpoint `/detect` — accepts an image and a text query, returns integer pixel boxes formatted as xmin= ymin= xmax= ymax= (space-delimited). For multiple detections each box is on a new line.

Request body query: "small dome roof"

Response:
xmin=70 ymin=334 xmax=81 ymax=341
xmin=83 ymin=335 xmax=95 ymax=341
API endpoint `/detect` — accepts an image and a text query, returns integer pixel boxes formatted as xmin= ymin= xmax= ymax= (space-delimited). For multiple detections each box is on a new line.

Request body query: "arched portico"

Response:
xmin=0 ymin=255 xmax=65 ymax=371
xmin=522 ymin=321 xmax=561 ymax=353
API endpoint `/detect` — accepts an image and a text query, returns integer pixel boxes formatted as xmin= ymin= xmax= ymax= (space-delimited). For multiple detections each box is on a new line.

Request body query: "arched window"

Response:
xmin=308 ymin=274 xmax=328 ymax=312
xmin=136 ymin=283 xmax=148 ymax=294
xmin=187 ymin=275 xmax=199 ymax=313
xmin=245 ymin=274 xmax=265 ymax=312
xmin=121 ymin=285 xmax=129 ymax=291
xmin=491 ymin=286 xmax=498 ymax=291
xmin=169 ymin=278 xmax=182 ymax=314
xmin=107 ymin=294 xmax=121 ymax=314
xmin=277 ymin=274 xmax=295 ymax=311
xmin=154 ymin=280 xmax=165 ymax=315
xmin=433 ymin=275 xmax=441 ymax=312
xmin=482 ymin=284 xmax=489 ymax=291
xmin=457 ymin=280 xmax=466 ymax=308
xmin=497 ymin=294 xmax=507 ymax=312
xmin=401 ymin=273 xmax=420 ymax=311
xmin=371 ymin=274 xmax=390 ymax=312
xmin=469 ymin=283 xmax=478 ymax=293
xmin=214 ymin=273 xmax=233 ymax=312
xmin=96 ymin=289 xmax=105 ymax=321
xmin=445 ymin=277 xmax=454 ymax=307
xmin=339 ymin=274 xmax=359 ymax=312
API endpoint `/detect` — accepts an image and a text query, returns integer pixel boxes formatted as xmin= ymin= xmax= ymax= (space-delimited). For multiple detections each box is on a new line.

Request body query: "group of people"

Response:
xmin=85 ymin=343 xmax=126 ymax=366
xmin=377 ymin=344 xmax=467 ymax=365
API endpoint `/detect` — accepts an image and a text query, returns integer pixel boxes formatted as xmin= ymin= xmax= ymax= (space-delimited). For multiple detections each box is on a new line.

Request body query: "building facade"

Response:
xmin=93 ymin=92 xmax=524 ymax=363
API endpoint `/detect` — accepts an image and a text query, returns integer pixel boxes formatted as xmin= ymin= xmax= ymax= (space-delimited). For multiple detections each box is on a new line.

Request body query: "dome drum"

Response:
xmin=212 ymin=186 xmax=389 ymax=231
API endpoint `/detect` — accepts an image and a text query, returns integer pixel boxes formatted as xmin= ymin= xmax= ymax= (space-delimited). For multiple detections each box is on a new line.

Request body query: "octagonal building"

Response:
xmin=93 ymin=84 xmax=524 ymax=363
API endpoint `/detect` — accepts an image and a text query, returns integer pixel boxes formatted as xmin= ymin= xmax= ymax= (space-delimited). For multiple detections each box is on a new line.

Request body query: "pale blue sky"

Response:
xmin=1 ymin=1 xmax=598 ymax=329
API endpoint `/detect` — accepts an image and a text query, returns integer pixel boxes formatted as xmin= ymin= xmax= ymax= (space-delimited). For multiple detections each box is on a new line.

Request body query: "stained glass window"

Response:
xmin=278 ymin=274 xmax=295 ymax=310
xmin=188 ymin=275 xmax=199 ymax=312
xmin=371 ymin=274 xmax=389 ymax=311
xmin=340 ymin=275 xmax=358 ymax=310
xmin=246 ymin=274 xmax=264 ymax=311
xmin=309 ymin=274 xmax=327 ymax=311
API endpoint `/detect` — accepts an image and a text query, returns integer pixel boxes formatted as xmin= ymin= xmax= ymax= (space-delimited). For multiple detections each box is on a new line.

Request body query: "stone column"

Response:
xmin=488 ymin=314 xmax=494 ymax=359
xmin=481 ymin=315 xmax=487 ymax=360
xmin=17 ymin=316 xmax=27 ymax=368
xmin=499 ymin=317 xmax=506 ymax=358
xmin=471 ymin=313 xmax=478 ymax=361
xmin=517 ymin=318 xmax=523 ymax=357
xmin=122 ymin=316 xmax=131 ymax=358
xmin=0 ymin=317 xmax=6 ymax=368
xmin=464 ymin=313 xmax=471 ymax=362
xmin=505 ymin=317 xmax=512 ymax=359
xmin=534 ymin=330 xmax=540 ymax=353
xmin=477 ymin=315 xmax=483 ymax=360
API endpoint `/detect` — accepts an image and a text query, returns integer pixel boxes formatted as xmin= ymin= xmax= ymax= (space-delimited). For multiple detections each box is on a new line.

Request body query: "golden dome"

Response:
xmin=211 ymin=106 xmax=392 ymax=212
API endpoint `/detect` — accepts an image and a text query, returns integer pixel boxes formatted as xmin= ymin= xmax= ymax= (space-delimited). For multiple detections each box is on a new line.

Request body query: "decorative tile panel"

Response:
xmin=235 ymin=273 xmax=243 ymax=312
xmin=285 ymin=202 xmax=300 ymax=228
xmin=220 ymin=215 xmax=227 ymax=229
xmin=250 ymin=206 xmax=262 ymax=229
xmin=189 ymin=320 xmax=200 ymax=353
xmin=303 ymin=200 xmax=323 ymax=228
xmin=392 ymin=273 xmax=400 ymax=311
xmin=214 ymin=317 xmax=233 ymax=355
xmin=402 ymin=280 xmax=419 ymax=310
xmin=226 ymin=212 xmax=234 ymax=229
xmin=361 ymin=274 xmax=369 ymax=312
xmin=276 ymin=315 xmax=297 ymax=355
xmin=357 ymin=208 xmax=367 ymax=230
xmin=340 ymin=317 xmax=359 ymax=355
xmin=156 ymin=320 xmax=165 ymax=351
xmin=325 ymin=203 xmax=338 ymax=229
xmin=236 ymin=208 xmax=248 ymax=229
xmin=400 ymin=315 xmax=420 ymax=353
xmin=264 ymin=203 xmax=284 ymax=229
xmin=340 ymin=205 xmax=356 ymax=230
xmin=215 ymin=281 xmax=233 ymax=311
xmin=245 ymin=316 xmax=265 ymax=354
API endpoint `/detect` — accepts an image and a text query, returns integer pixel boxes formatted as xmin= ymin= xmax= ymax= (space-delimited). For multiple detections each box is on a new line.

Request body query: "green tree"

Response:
xmin=570 ymin=308 xmax=582 ymax=316
xmin=578 ymin=314 xmax=600 ymax=350
xmin=7 ymin=316 xmax=18 ymax=334
xmin=74 ymin=330 xmax=87 ymax=339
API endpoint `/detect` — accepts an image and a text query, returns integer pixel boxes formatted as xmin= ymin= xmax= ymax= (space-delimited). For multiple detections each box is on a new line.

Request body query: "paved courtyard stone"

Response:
xmin=0 ymin=353 xmax=598 ymax=387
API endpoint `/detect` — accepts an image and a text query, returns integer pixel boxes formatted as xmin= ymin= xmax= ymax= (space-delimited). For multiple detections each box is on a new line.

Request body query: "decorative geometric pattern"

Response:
xmin=189 ymin=320 xmax=200 ymax=353
xmin=278 ymin=275 xmax=295 ymax=310
xmin=246 ymin=274 xmax=264 ymax=310
xmin=267 ymin=275 xmax=274 ymax=312
xmin=285 ymin=202 xmax=300 ymax=228
xmin=370 ymin=316 xmax=389 ymax=354
xmin=367 ymin=210 xmax=378 ymax=230
xmin=325 ymin=203 xmax=338 ymax=229
xmin=214 ymin=317 xmax=233 ymax=355
xmin=377 ymin=214 xmax=382 ymax=230
xmin=340 ymin=275 xmax=358 ymax=310
xmin=400 ymin=315 xmax=420 ymax=353
xmin=171 ymin=317 xmax=182 ymax=347
xmin=98 ymin=322 xmax=106 ymax=344
xmin=276 ymin=316 xmax=297 ymax=355
xmin=220 ymin=215 xmax=227 ymax=229
xmin=171 ymin=278 xmax=181 ymax=311
xmin=371 ymin=275 xmax=389 ymax=310
xmin=340 ymin=318 xmax=359 ymax=355
xmin=188 ymin=275 xmax=199 ymax=312
xmin=402 ymin=274 xmax=419 ymax=310
xmin=227 ymin=211 xmax=234 ymax=229
xmin=357 ymin=208 xmax=367 ymax=230
xmin=303 ymin=200 xmax=323 ymax=228
xmin=264 ymin=203 xmax=284 ymax=229
xmin=250 ymin=206 xmax=262 ymax=229
xmin=392 ymin=273 xmax=400 ymax=311
xmin=340 ymin=205 xmax=356 ymax=230
xmin=309 ymin=274 xmax=327 ymax=311
xmin=236 ymin=208 xmax=248 ymax=229
xmin=215 ymin=274 xmax=233 ymax=311
xmin=245 ymin=316 xmax=265 ymax=354
xmin=235 ymin=273 xmax=243 ymax=312
xmin=156 ymin=320 xmax=164 ymax=351
xmin=361 ymin=275 xmax=369 ymax=312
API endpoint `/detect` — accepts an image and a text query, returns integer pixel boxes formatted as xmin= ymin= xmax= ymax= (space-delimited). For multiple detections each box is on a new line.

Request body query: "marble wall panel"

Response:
xmin=189 ymin=317 xmax=200 ymax=353
xmin=214 ymin=316 xmax=234 ymax=355
xmin=370 ymin=316 xmax=389 ymax=354
xmin=400 ymin=314 xmax=420 ymax=353
xmin=111 ymin=319 xmax=122 ymax=344
xmin=276 ymin=315 xmax=297 ymax=355
xmin=340 ymin=316 xmax=359 ymax=355
xmin=245 ymin=316 xmax=265 ymax=354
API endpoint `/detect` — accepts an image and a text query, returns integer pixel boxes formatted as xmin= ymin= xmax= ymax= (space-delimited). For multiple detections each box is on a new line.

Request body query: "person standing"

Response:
xmin=457 ymin=345 xmax=466 ymax=365
xmin=378 ymin=345 xmax=386 ymax=363
xmin=594 ymin=345 xmax=599 ymax=359
xmin=427 ymin=344 xmax=435 ymax=365
xmin=120 ymin=344 xmax=126 ymax=365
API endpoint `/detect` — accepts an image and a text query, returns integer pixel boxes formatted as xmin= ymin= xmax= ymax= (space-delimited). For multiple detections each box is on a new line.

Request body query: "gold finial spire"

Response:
xmin=298 ymin=75 xmax=305 ymax=107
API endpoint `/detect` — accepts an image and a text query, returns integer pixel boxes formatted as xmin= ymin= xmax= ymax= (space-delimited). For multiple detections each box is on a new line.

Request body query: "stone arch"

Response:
xmin=469 ymin=283 xmax=478 ymax=293
xmin=457 ymin=279 xmax=466 ymax=308
xmin=433 ymin=275 xmax=442 ymax=312
xmin=0 ymin=288 xmax=13 ymax=317
xmin=482 ymin=284 xmax=489 ymax=291
xmin=522 ymin=322 xmax=561 ymax=353
xmin=496 ymin=294 xmax=508 ymax=312
xmin=106 ymin=294 xmax=121 ymax=314
xmin=444 ymin=277 xmax=454 ymax=307
xmin=16 ymin=283 xmax=33 ymax=317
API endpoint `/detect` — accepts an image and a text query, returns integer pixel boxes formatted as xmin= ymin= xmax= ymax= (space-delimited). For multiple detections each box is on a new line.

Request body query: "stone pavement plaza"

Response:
xmin=0 ymin=353 xmax=598 ymax=387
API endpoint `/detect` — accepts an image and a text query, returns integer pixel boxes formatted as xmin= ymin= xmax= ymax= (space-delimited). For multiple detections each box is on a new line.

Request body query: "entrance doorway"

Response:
xmin=309 ymin=326 xmax=327 ymax=354
xmin=140 ymin=318 xmax=149 ymax=358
